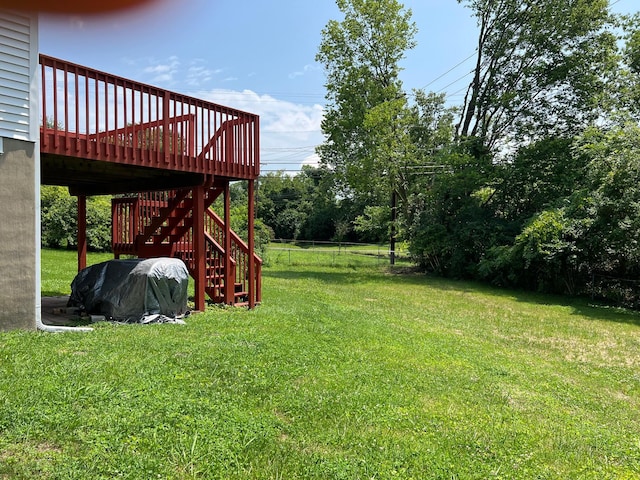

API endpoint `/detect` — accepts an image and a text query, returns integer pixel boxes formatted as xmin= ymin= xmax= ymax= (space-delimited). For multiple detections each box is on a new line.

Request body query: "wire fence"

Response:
xmin=589 ymin=273 xmax=640 ymax=310
xmin=264 ymin=239 xmax=411 ymax=267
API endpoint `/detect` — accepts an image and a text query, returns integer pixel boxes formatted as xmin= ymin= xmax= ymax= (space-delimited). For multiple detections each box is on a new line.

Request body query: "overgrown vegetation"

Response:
xmin=41 ymin=186 xmax=112 ymax=252
xmin=1 ymin=249 xmax=639 ymax=478
xmin=307 ymin=0 xmax=640 ymax=306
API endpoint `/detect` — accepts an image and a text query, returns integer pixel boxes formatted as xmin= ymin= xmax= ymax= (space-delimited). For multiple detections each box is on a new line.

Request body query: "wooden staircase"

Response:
xmin=112 ymin=186 xmax=262 ymax=307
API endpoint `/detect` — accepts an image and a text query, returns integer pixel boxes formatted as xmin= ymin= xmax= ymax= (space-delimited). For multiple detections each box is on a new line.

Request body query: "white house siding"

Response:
xmin=0 ymin=10 xmax=38 ymax=331
xmin=0 ymin=11 xmax=37 ymax=141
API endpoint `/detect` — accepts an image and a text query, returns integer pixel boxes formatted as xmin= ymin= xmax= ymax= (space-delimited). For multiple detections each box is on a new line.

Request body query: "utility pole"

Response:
xmin=389 ymin=93 xmax=406 ymax=266
xmin=390 ymin=189 xmax=397 ymax=265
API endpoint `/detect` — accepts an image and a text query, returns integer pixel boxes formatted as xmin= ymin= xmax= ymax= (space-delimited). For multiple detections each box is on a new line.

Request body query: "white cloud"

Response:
xmin=196 ymin=89 xmax=325 ymax=174
xmin=185 ymin=60 xmax=224 ymax=87
xmin=144 ymin=64 xmax=173 ymax=74
xmin=186 ymin=66 xmax=213 ymax=86
xmin=302 ymin=153 xmax=321 ymax=168
xmin=119 ymin=54 xmax=326 ymax=174
xmin=138 ymin=56 xmax=180 ymax=84
xmin=288 ymin=63 xmax=320 ymax=80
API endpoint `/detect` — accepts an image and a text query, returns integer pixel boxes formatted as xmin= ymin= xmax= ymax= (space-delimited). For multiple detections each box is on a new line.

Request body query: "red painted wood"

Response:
xmin=43 ymin=54 xmax=263 ymax=307
xmin=223 ymin=184 xmax=233 ymax=304
xmin=192 ymin=186 xmax=206 ymax=311
xmin=111 ymin=188 xmax=263 ymax=307
xmin=39 ymin=55 xmax=260 ymax=181
xmin=248 ymin=179 xmax=256 ymax=308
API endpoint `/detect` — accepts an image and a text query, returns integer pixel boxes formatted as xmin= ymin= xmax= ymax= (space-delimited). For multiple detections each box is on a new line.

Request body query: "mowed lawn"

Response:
xmin=1 ymin=249 xmax=639 ymax=479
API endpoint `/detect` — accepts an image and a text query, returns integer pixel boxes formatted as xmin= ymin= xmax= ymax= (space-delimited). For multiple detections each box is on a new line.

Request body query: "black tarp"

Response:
xmin=69 ymin=257 xmax=189 ymax=323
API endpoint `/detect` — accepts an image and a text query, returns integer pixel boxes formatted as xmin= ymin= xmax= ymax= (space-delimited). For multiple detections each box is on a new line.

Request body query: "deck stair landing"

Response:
xmin=112 ymin=187 xmax=261 ymax=307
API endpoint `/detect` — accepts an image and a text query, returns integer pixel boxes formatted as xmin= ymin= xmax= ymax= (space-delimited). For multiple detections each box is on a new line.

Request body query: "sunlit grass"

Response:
xmin=1 ymin=249 xmax=638 ymax=478
xmin=40 ymin=248 xmax=113 ymax=296
xmin=265 ymin=241 xmax=410 ymax=269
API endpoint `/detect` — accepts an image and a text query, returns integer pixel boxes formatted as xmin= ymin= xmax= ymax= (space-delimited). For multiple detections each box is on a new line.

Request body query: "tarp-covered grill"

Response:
xmin=69 ymin=257 xmax=189 ymax=323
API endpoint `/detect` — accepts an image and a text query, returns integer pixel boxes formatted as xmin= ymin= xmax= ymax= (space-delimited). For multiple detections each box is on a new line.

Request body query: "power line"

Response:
xmin=263 ymin=159 xmax=318 ymax=164
xmin=419 ymin=50 xmax=478 ymax=91
xmin=262 ymin=129 xmax=323 ymax=133
xmin=447 ymin=83 xmax=471 ymax=99
xmin=202 ymin=49 xmax=481 ymax=106
xmin=262 ymin=145 xmax=318 ymax=151
xmin=435 ymin=70 xmax=474 ymax=95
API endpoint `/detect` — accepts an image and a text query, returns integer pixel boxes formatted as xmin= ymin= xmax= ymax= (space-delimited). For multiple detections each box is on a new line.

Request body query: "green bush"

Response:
xmin=85 ymin=195 xmax=112 ymax=252
xmin=229 ymin=204 xmax=273 ymax=262
xmin=41 ymin=186 xmax=77 ymax=249
xmin=40 ymin=186 xmax=112 ymax=252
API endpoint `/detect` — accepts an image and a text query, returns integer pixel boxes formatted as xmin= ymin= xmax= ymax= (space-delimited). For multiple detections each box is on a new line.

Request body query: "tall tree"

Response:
xmin=610 ymin=14 xmax=640 ymax=122
xmin=316 ymin=0 xmax=417 ymax=206
xmin=456 ymin=0 xmax=617 ymax=151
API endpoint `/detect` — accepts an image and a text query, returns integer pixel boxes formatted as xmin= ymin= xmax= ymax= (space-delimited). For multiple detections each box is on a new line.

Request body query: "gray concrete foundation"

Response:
xmin=0 ymin=138 xmax=37 ymax=330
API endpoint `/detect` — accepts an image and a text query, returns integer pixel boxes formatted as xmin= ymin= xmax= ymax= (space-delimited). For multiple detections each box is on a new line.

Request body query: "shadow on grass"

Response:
xmin=397 ymin=271 xmax=640 ymax=327
xmin=42 ymin=290 xmax=71 ymax=297
xmin=264 ymin=267 xmax=640 ymax=327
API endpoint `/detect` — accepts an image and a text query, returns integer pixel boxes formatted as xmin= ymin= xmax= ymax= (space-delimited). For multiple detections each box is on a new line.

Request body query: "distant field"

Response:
xmin=0 ymin=248 xmax=637 ymax=478
xmin=266 ymin=240 xmax=410 ymax=268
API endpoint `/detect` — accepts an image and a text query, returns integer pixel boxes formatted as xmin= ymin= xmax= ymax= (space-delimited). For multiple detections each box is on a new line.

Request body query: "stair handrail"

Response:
xmin=40 ymin=54 xmax=259 ymax=181
xmin=206 ymin=208 xmax=262 ymax=304
xmin=204 ymin=230 xmax=237 ymax=298
xmin=112 ymin=188 xmax=260 ymax=305
xmin=206 ymin=208 xmax=263 ymax=265
xmin=135 ymin=189 xmax=191 ymax=246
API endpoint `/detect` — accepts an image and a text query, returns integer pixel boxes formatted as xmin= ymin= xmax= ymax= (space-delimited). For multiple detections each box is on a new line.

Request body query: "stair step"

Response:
xmin=113 ymin=187 xmax=258 ymax=308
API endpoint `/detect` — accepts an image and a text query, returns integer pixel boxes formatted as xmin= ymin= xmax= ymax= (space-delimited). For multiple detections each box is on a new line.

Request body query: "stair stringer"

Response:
xmin=112 ymin=187 xmax=252 ymax=306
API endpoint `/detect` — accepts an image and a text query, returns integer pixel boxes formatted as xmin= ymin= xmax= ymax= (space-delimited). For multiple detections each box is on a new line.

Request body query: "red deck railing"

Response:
xmin=40 ymin=54 xmax=260 ymax=180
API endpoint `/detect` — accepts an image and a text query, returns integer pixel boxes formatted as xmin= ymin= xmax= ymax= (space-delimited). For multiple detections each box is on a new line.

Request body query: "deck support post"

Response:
xmin=248 ymin=179 xmax=256 ymax=308
xmin=193 ymin=185 xmax=206 ymax=311
xmin=77 ymin=194 xmax=87 ymax=271
xmin=223 ymin=182 xmax=234 ymax=304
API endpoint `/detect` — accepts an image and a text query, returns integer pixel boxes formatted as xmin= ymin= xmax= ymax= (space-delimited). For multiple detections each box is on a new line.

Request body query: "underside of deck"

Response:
xmin=41 ymin=145 xmax=207 ymax=196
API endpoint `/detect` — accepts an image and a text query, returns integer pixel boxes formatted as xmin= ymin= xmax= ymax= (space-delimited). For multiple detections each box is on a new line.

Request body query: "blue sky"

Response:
xmin=39 ymin=0 xmax=635 ymax=173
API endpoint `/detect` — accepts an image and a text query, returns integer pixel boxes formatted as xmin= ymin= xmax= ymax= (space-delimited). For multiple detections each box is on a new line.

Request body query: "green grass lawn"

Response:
xmin=1 ymin=249 xmax=639 ymax=478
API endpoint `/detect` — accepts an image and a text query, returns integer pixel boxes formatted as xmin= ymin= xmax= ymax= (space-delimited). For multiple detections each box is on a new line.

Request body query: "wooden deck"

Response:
xmin=39 ymin=54 xmax=260 ymax=195
xmin=38 ymin=55 xmax=261 ymax=309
